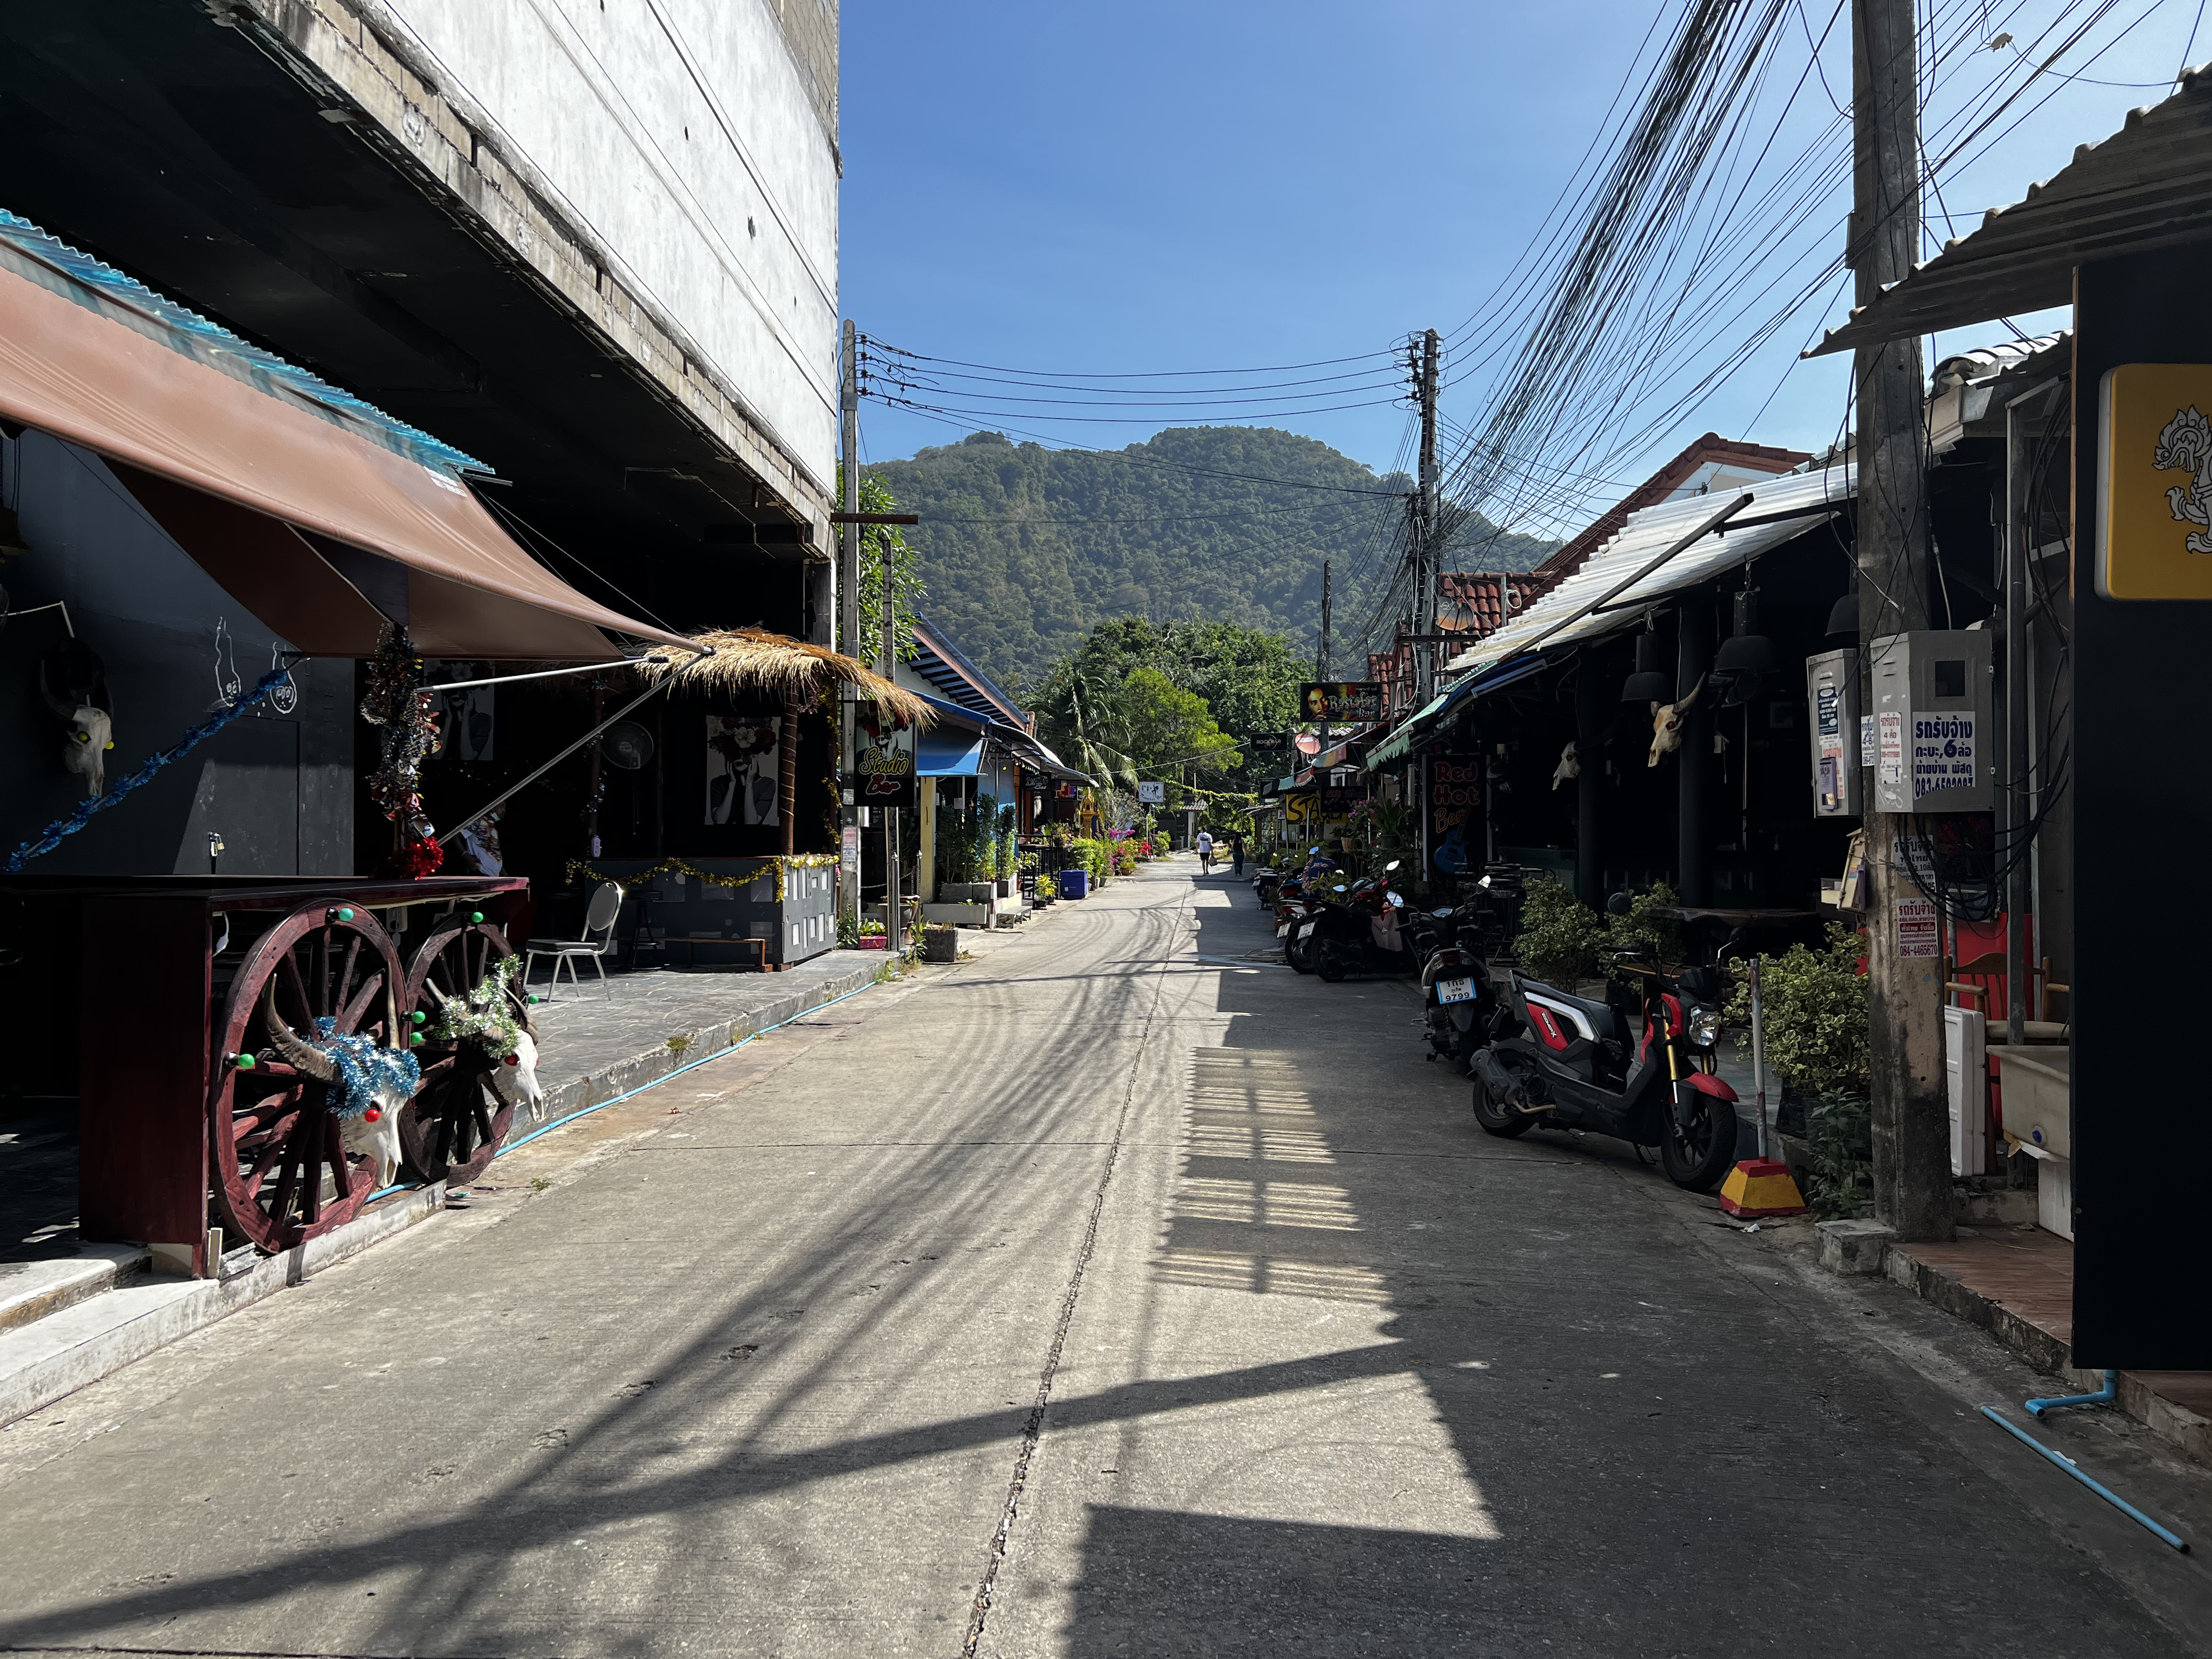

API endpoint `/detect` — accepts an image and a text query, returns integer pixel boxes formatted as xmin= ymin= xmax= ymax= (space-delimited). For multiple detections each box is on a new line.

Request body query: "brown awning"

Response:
xmin=0 ymin=227 xmax=689 ymax=659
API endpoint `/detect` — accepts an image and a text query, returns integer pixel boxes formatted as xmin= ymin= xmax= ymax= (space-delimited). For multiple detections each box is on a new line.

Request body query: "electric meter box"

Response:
xmin=1868 ymin=630 xmax=1992 ymax=813
xmin=1804 ymin=648 xmax=1862 ymax=817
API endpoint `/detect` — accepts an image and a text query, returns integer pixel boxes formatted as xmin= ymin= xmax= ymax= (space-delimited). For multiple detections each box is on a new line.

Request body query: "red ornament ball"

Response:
xmin=363 ymin=1106 xmax=382 ymax=1123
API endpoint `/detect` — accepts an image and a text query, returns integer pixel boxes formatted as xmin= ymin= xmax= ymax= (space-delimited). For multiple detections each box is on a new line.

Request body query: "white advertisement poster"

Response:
xmin=1896 ymin=896 xmax=1939 ymax=958
xmin=1876 ymin=711 xmax=1904 ymax=785
xmin=1911 ymin=711 xmax=1975 ymax=801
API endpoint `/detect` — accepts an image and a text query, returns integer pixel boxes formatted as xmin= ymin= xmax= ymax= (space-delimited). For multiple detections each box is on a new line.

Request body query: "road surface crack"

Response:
xmin=961 ymin=889 xmax=1183 ymax=1657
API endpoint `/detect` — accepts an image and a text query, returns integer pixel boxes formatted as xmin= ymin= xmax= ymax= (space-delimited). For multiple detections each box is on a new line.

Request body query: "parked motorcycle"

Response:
xmin=1468 ymin=947 xmax=1741 ymax=1192
xmin=1418 ymin=904 xmax=1495 ymax=1069
xmin=1307 ymin=862 xmax=1421 ymax=982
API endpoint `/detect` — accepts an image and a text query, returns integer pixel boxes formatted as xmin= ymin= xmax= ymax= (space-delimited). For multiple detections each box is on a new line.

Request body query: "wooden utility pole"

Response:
xmin=1415 ymin=328 xmax=1442 ymax=702
xmin=839 ymin=320 xmax=862 ymax=936
xmin=1853 ymin=0 xmax=1950 ymax=1241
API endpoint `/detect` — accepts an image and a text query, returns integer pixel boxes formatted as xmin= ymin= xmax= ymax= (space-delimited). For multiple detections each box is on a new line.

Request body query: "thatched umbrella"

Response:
xmin=637 ymin=628 xmax=934 ymax=854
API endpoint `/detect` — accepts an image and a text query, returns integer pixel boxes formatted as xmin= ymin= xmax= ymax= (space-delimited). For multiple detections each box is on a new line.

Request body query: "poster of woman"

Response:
xmin=706 ymin=716 xmax=780 ymax=826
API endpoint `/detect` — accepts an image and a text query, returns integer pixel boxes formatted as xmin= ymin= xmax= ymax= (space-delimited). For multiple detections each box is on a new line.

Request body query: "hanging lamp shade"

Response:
xmin=1824 ymin=582 xmax=1860 ymax=638
xmin=1621 ymin=631 xmax=1672 ymax=702
xmin=1713 ymin=586 xmax=1776 ymax=676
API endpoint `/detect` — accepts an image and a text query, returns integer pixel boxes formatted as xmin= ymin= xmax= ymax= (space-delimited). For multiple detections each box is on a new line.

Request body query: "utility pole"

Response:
xmin=839 ymin=320 xmax=862 ymax=937
xmin=1415 ymin=328 xmax=1442 ymax=702
xmin=878 ymin=529 xmax=903 ymax=956
xmin=1316 ymin=559 xmax=1332 ymax=766
xmin=1853 ymin=0 xmax=1950 ymax=1241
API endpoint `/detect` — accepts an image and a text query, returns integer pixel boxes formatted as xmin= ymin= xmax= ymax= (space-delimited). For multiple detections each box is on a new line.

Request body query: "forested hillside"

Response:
xmin=862 ymin=426 xmax=1556 ymax=690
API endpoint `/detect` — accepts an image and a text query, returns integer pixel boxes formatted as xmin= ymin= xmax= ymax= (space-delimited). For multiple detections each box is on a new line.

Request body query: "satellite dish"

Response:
xmin=601 ymin=719 xmax=655 ymax=770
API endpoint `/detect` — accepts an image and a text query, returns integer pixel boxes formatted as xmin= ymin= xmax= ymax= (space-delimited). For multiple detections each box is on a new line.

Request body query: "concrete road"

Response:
xmin=3 ymin=860 xmax=2208 ymax=1657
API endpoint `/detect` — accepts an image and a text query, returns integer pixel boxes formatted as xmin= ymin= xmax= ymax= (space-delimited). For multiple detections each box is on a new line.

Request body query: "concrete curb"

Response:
xmin=0 ymin=1183 xmax=444 ymax=1428
xmin=531 ymin=959 xmax=884 ymax=1124
xmin=1874 ymin=1240 xmax=2212 ymax=1468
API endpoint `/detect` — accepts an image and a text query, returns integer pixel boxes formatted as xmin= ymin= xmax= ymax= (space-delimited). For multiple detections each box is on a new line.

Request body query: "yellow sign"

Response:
xmin=1283 ymin=792 xmax=1314 ymax=825
xmin=2098 ymin=363 xmax=2212 ymax=599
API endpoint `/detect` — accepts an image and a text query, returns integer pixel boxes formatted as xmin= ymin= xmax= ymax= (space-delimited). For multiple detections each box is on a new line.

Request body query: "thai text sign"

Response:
xmin=1911 ymin=711 xmax=1975 ymax=802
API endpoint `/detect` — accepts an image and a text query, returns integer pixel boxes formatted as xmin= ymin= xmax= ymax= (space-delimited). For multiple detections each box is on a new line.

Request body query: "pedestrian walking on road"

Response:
xmin=1196 ymin=828 xmax=1214 ymax=874
xmin=1231 ymin=831 xmax=1245 ymax=875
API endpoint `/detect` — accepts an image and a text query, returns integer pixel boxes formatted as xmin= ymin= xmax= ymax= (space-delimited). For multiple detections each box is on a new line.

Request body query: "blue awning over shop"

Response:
xmin=917 ymin=728 xmax=986 ymax=776
xmin=1364 ymin=653 xmax=1559 ymax=770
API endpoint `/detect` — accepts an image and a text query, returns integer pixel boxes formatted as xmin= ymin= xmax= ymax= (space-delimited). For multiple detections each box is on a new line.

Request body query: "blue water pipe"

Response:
xmin=366 ymin=973 xmax=884 ymax=1203
xmin=1979 ymin=1407 xmax=2188 ymax=1552
xmin=2026 ymin=1369 xmax=2119 ymax=1417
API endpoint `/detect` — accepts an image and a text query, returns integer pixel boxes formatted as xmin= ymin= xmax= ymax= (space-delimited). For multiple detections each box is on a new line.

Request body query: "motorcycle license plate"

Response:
xmin=1436 ymin=976 xmax=1476 ymax=1005
xmin=1297 ymin=920 xmax=1317 ymax=940
xmin=1275 ymin=921 xmax=1292 ymax=938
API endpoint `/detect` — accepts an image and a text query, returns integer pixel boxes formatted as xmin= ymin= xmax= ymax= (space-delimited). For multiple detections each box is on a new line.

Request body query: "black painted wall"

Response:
xmin=2070 ymin=247 xmax=2212 ymax=1368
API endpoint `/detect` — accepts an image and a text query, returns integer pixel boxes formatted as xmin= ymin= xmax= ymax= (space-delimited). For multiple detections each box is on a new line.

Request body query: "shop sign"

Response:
xmin=1298 ymin=681 xmax=1384 ymax=723
xmin=1896 ymin=896 xmax=1939 ymax=958
xmin=2096 ymin=362 xmax=2212 ymax=599
xmin=855 ymin=718 xmax=916 ymax=810
xmin=1137 ymin=780 xmax=1166 ymax=803
xmin=1283 ymin=792 xmax=1317 ymax=825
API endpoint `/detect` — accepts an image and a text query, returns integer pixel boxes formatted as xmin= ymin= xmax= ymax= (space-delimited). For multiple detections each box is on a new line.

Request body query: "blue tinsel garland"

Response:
xmin=6 ymin=663 xmax=300 ymax=872
xmin=307 ymin=1016 xmax=422 ymax=1120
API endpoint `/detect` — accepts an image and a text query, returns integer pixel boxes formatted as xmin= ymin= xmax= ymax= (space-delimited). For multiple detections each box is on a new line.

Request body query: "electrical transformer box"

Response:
xmin=1804 ymin=649 xmax=1861 ymax=817
xmin=1868 ymin=630 xmax=1992 ymax=813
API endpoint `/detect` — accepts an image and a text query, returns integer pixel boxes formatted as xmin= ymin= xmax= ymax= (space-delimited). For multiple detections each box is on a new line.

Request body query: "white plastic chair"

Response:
xmin=525 ymin=881 xmax=624 ymax=1000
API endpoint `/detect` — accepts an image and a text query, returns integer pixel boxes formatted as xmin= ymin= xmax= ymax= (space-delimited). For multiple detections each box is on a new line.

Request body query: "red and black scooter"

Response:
xmin=1468 ymin=947 xmax=1741 ymax=1192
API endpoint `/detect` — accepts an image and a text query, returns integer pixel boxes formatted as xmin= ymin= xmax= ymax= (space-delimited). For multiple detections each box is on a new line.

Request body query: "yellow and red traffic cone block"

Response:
xmin=1718 ymin=1158 xmax=1806 ymax=1219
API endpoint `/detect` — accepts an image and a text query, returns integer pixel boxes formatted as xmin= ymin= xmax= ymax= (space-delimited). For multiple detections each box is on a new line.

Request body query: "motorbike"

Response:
xmin=1417 ymin=902 xmax=1496 ymax=1070
xmin=1467 ymin=946 xmax=1741 ymax=1192
xmin=1306 ymin=862 xmax=1421 ymax=982
xmin=1273 ymin=877 xmax=1324 ymax=973
xmin=1254 ymin=866 xmax=1283 ymax=908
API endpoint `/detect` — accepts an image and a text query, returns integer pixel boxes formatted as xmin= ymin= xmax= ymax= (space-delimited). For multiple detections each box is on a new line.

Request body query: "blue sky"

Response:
xmin=842 ymin=2 xmax=2203 ymax=521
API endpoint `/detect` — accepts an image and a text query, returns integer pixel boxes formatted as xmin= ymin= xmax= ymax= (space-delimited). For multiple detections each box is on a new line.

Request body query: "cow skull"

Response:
xmin=1551 ymin=740 xmax=1580 ymax=790
xmin=490 ymin=1027 xmax=548 ymax=1123
xmin=1647 ymin=676 xmax=1707 ymax=767
xmin=428 ymin=978 xmax=546 ymax=1124
xmin=64 ymin=706 xmax=112 ymax=797
xmin=260 ymin=979 xmax=409 ymax=1190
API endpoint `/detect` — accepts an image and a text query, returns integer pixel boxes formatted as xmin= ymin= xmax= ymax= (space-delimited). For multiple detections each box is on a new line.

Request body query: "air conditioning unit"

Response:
xmin=1867 ymin=630 xmax=1992 ymax=814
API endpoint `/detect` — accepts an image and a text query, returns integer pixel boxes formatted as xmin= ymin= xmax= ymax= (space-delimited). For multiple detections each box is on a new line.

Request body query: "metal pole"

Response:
xmin=2003 ymin=378 xmax=2059 ymax=1046
xmin=1854 ymin=0 xmax=1949 ymax=1241
xmin=1750 ymin=954 xmax=1770 ymax=1162
xmin=839 ymin=320 xmax=862 ymax=935
xmin=439 ymin=679 xmax=670 ymax=847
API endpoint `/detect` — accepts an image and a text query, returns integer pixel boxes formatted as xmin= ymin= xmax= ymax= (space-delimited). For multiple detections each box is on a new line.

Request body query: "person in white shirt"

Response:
xmin=1196 ymin=828 xmax=1214 ymax=874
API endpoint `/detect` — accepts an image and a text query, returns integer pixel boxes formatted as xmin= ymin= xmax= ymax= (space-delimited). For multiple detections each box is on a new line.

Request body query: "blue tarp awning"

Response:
xmin=917 ymin=728 xmax=986 ymax=776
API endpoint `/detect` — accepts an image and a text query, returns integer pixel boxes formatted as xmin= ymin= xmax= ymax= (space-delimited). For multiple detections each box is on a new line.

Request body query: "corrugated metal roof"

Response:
xmin=1442 ymin=463 xmax=1855 ymax=677
xmin=1810 ymin=67 xmax=2212 ymax=355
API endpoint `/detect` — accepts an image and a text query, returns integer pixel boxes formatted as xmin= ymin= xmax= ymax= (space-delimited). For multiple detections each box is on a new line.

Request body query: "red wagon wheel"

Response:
xmin=208 ymin=902 xmax=405 ymax=1254
xmin=398 ymin=914 xmax=524 ymax=1186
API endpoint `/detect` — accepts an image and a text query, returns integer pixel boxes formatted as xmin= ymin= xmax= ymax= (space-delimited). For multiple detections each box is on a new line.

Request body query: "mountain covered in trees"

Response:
xmin=863 ymin=426 xmax=1557 ymax=691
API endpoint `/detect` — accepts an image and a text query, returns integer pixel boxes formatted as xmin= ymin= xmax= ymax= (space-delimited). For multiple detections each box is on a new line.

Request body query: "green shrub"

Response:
xmin=1721 ymin=923 xmax=1869 ymax=1097
xmin=1606 ymin=880 xmax=1683 ymax=961
xmin=1805 ymin=1089 xmax=1874 ymax=1218
xmin=1514 ymin=877 xmax=1608 ymax=984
